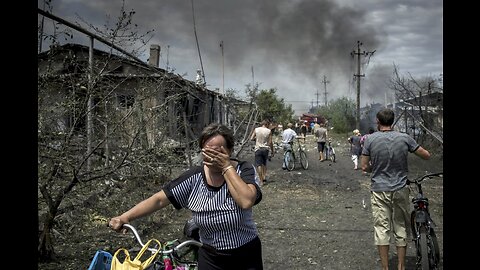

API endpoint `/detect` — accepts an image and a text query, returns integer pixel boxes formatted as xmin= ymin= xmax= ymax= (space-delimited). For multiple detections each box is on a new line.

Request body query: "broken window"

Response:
xmin=117 ymin=94 xmax=135 ymax=108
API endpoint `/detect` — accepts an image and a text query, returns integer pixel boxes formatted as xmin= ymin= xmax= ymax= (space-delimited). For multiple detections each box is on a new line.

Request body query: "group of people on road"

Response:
xmin=107 ymin=108 xmax=432 ymax=270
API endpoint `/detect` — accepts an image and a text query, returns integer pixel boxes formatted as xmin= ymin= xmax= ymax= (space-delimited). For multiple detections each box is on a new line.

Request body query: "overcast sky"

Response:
xmin=38 ymin=0 xmax=443 ymax=115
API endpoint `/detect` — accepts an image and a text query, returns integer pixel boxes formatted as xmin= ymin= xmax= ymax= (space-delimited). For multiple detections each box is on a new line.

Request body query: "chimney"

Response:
xmin=148 ymin=44 xmax=161 ymax=67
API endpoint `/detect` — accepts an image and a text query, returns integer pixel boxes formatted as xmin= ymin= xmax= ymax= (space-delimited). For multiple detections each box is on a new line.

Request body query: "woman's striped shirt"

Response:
xmin=162 ymin=160 xmax=262 ymax=250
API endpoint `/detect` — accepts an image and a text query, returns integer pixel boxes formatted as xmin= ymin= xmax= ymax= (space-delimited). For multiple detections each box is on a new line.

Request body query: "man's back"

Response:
xmin=254 ymin=126 xmax=271 ymax=150
xmin=315 ymin=127 xmax=327 ymax=142
xmin=362 ymin=130 xmax=419 ymax=192
xmin=360 ymin=107 xmax=431 ymax=270
xmin=282 ymin=128 xmax=297 ymax=144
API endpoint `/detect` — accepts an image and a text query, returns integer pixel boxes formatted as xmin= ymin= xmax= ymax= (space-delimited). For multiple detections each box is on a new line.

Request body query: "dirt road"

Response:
xmin=38 ymin=132 xmax=444 ymax=270
xmin=255 ymin=133 xmax=444 ymax=270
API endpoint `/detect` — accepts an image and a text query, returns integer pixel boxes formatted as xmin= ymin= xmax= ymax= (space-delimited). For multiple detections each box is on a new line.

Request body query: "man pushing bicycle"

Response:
xmin=281 ymin=123 xmax=297 ymax=170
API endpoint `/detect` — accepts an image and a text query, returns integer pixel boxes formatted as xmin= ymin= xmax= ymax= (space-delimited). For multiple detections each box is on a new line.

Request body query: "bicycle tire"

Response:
xmin=329 ymin=148 xmax=336 ymax=162
xmin=299 ymin=150 xmax=308 ymax=169
xmin=419 ymin=226 xmax=430 ymax=270
xmin=430 ymin=228 xmax=440 ymax=268
xmin=410 ymin=212 xmax=417 ymax=239
xmin=284 ymin=151 xmax=295 ymax=171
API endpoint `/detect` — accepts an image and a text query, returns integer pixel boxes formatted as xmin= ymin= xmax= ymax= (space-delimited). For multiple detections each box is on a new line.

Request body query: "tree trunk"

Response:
xmin=38 ymin=213 xmax=56 ymax=262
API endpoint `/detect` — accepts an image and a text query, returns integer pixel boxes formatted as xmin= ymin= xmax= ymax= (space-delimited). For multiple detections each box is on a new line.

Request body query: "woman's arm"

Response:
xmin=109 ymin=190 xmax=171 ymax=231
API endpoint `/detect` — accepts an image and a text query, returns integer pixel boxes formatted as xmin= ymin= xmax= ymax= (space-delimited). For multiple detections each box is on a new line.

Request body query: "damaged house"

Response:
xmin=38 ymin=43 xmax=246 ymax=166
xmin=360 ymin=91 xmax=443 ymax=144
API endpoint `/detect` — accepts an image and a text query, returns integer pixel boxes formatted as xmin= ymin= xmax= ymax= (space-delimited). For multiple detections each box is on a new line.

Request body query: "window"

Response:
xmin=117 ymin=94 xmax=135 ymax=108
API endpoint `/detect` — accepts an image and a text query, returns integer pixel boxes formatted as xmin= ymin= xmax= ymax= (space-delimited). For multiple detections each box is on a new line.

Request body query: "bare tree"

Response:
xmin=388 ymin=64 xmax=443 ymax=148
xmin=38 ymin=2 xmax=252 ymax=262
xmin=37 ymin=5 xmax=178 ymax=261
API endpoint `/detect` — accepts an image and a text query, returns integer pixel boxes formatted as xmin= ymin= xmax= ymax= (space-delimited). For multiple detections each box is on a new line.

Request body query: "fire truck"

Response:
xmin=299 ymin=113 xmax=324 ymax=126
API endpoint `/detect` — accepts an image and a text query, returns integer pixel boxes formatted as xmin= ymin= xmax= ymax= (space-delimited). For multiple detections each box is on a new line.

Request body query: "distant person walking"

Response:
xmin=314 ymin=122 xmax=328 ymax=161
xmin=360 ymin=127 xmax=375 ymax=149
xmin=313 ymin=121 xmax=320 ymax=134
xmin=360 ymin=127 xmax=375 ymax=175
xmin=300 ymin=121 xmax=308 ymax=138
xmin=348 ymin=129 xmax=362 ymax=170
xmin=250 ymin=120 xmax=274 ymax=186
xmin=361 ymin=108 xmax=431 ymax=270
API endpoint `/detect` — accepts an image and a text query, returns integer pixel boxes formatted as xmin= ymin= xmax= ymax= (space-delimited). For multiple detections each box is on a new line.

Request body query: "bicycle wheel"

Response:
xmin=430 ymin=228 xmax=440 ymax=268
xmin=329 ymin=148 xmax=336 ymax=162
xmin=284 ymin=151 xmax=295 ymax=171
xmin=418 ymin=226 xmax=430 ymax=270
xmin=299 ymin=150 xmax=309 ymax=169
xmin=410 ymin=211 xmax=418 ymax=239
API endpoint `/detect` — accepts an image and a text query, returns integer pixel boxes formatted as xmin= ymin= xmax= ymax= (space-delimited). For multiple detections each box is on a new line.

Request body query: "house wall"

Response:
xmin=38 ymin=44 xmax=246 ymax=157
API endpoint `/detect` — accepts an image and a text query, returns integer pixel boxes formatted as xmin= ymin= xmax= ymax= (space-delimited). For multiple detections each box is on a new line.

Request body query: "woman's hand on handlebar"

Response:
xmin=108 ymin=216 xmax=130 ymax=233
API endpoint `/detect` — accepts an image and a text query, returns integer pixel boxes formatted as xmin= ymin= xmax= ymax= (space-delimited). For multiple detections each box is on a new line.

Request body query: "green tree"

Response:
xmin=252 ymin=88 xmax=295 ymax=125
xmin=315 ymin=97 xmax=356 ymax=134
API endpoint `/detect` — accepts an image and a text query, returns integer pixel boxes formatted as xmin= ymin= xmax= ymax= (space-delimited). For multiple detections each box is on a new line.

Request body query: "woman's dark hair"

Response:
xmin=198 ymin=123 xmax=235 ymax=151
xmin=376 ymin=108 xmax=395 ymax=126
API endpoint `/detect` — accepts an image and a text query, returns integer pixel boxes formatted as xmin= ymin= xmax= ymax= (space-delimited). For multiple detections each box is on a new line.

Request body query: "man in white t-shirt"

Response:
xmin=250 ymin=120 xmax=274 ymax=185
xmin=281 ymin=123 xmax=297 ymax=169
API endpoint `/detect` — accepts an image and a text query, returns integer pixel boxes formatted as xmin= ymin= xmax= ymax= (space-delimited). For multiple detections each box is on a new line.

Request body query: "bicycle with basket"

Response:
xmin=88 ymin=222 xmax=202 ymax=270
xmin=407 ymin=171 xmax=443 ymax=270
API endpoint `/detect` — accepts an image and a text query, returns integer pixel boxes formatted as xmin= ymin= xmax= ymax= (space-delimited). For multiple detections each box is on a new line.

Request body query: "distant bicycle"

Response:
xmin=283 ymin=136 xmax=309 ymax=171
xmin=324 ymin=138 xmax=336 ymax=162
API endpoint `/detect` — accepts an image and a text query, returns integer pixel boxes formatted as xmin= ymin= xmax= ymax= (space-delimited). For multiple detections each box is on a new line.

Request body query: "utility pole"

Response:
xmin=251 ymin=66 xmax=255 ymax=89
xmin=315 ymin=89 xmax=320 ymax=108
xmin=220 ymin=40 xmax=224 ymax=95
xmin=191 ymin=0 xmax=206 ymax=85
xmin=39 ymin=0 xmax=46 ymax=53
xmin=321 ymin=75 xmax=330 ymax=106
xmin=351 ymin=40 xmax=375 ymax=130
xmin=166 ymin=45 xmax=170 ymax=72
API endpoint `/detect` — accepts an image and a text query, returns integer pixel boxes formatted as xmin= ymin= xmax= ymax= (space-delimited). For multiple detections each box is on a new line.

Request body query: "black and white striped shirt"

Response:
xmin=163 ymin=160 xmax=262 ymax=250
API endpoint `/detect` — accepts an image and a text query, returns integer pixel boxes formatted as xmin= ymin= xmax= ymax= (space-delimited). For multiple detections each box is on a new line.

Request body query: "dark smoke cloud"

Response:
xmin=39 ymin=0 xmax=442 ymax=112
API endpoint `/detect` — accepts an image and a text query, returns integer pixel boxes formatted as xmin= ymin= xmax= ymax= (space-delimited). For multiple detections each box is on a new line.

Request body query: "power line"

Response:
xmin=220 ymin=40 xmax=224 ymax=95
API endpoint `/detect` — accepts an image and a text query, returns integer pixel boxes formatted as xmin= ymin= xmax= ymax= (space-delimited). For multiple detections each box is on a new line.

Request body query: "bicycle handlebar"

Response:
xmin=408 ymin=172 xmax=443 ymax=185
xmin=122 ymin=224 xmax=203 ymax=254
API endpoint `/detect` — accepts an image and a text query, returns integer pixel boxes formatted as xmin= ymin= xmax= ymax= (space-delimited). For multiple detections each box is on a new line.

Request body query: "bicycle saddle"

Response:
xmin=183 ymin=218 xmax=200 ymax=241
